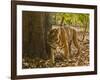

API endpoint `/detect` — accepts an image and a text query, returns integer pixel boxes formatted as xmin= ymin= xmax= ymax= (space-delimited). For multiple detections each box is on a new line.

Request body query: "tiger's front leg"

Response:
xmin=63 ymin=43 xmax=70 ymax=61
xmin=51 ymin=48 xmax=55 ymax=64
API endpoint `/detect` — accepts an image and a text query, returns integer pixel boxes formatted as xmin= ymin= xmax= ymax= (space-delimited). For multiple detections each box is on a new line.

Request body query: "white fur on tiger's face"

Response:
xmin=47 ymin=26 xmax=80 ymax=64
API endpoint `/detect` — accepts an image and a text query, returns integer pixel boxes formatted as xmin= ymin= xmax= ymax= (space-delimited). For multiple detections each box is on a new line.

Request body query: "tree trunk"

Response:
xmin=22 ymin=11 xmax=49 ymax=59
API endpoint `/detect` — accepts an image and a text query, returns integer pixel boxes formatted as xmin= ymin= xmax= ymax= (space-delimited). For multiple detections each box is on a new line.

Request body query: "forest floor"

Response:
xmin=22 ymin=32 xmax=89 ymax=68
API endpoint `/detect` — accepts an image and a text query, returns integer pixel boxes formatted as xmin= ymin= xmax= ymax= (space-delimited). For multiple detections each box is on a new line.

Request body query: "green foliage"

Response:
xmin=50 ymin=12 xmax=89 ymax=31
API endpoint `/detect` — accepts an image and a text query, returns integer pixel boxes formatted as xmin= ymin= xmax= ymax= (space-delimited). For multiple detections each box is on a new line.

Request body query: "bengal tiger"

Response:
xmin=47 ymin=26 xmax=80 ymax=64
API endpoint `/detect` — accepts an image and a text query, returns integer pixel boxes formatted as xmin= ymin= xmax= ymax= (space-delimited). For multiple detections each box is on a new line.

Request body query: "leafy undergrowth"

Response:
xmin=22 ymin=33 xmax=89 ymax=68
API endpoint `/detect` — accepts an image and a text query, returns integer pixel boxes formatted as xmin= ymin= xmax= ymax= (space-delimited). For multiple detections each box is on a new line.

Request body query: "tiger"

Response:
xmin=47 ymin=25 xmax=80 ymax=64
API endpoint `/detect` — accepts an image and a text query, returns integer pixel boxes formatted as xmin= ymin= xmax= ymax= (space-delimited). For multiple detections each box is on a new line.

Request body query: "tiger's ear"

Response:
xmin=48 ymin=29 xmax=52 ymax=34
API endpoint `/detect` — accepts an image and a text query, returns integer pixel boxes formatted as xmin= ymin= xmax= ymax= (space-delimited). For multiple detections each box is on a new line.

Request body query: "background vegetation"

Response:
xmin=50 ymin=13 xmax=89 ymax=29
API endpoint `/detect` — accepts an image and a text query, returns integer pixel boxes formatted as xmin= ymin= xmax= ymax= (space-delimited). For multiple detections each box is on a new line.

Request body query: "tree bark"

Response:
xmin=22 ymin=11 xmax=48 ymax=59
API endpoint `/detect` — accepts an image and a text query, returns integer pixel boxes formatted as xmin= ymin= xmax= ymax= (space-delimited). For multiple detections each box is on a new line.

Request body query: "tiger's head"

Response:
xmin=47 ymin=28 xmax=65 ymax=59
xmin=47 ymin=28 xmax=59 ymax=45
